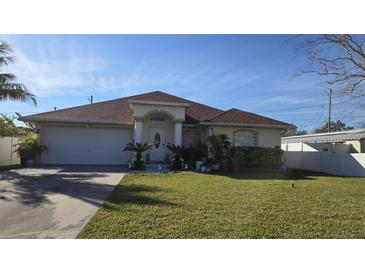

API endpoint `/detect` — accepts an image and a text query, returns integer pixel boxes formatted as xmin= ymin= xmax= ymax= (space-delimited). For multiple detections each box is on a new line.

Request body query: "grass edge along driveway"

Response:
xmin=78 ymin=170 xmax=365 ymax=239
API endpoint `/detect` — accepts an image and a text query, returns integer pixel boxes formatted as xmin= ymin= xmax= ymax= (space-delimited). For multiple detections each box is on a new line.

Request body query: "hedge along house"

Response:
xmin=20 ymin=91 xmax=296 ymax=165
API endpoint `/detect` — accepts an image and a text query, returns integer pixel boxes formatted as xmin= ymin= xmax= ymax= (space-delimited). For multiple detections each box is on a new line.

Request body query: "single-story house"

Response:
xmin=20 ymin=91 xmax=295 ymax=165
xmin=282 ymin=129 xmax=365 ymax=154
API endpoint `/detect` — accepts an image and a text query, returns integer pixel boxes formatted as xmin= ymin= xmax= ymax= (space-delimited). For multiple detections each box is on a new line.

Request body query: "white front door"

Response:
xmin=150 ymin=128 xmax=165 ymax=162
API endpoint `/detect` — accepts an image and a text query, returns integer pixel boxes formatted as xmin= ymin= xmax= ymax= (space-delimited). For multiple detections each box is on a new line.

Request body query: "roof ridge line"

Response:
xmin=20 ymin=90 xmax=162 ymax=120
xmin=141 ymin=91 xmax=225 ymax=113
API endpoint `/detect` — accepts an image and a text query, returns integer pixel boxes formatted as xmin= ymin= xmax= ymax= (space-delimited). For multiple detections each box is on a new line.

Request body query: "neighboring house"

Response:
xmin=20 ymin=91 xmax=295 ymax=165
xmin=281 ymin=129 xmax=365 ymax=177
xmin=282 ymin=129 xmax=365 ymax=153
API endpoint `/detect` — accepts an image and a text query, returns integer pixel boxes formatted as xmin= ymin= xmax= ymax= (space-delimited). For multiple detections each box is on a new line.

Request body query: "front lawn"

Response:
xmin=78 ymin=170 xmax=365 ymax=238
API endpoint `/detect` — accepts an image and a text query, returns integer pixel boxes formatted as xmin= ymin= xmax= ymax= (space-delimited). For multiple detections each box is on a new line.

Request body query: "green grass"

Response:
xmin=78 ymin=170 xmax=365 ymax=239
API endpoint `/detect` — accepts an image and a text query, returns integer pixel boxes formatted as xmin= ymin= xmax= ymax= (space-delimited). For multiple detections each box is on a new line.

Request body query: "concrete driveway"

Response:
xmin=0 ymin=166 xmax=126 ymax=239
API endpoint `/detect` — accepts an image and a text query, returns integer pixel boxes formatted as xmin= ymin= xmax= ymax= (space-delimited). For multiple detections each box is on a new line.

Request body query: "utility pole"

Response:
xmin=328 ymin=89 xmax=333 ymax=132
xmin=89 ymin=95 xmax=94 ymax=104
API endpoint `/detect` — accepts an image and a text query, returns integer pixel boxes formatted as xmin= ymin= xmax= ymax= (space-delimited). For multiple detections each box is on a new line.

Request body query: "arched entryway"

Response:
xmin=142 ymin=112 xmax=174 ymax=162
xmin=129 ymin=100 xmax=187 ymax=163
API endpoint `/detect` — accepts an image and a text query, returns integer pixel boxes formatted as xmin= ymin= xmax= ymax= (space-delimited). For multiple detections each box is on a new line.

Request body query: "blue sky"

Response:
xmin=0 ymin=34 xmax=361 ymax=131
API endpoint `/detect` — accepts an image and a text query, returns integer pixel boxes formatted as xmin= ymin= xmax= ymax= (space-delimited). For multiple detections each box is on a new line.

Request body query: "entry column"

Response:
xmin=174 ymin=121 xmax=183 ymax=147
xmin=134 ymin=117 xmax=143 ymax=143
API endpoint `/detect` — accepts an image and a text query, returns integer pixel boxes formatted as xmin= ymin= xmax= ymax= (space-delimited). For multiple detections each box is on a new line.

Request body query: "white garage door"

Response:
xmin=41 ymin=126 xmax=132 ymax=165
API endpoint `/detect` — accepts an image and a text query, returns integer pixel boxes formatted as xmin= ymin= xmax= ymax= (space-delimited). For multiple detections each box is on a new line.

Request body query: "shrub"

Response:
xmin=123 ymin=142 xmax=152 ymax=169
xmin=224 ymin=146 xmax=283 ymax=170
xmin=13 ymin=132 xmax=48 ymax=166
xmin=182 ymin=142 xmax=207 ymax=158
xmin=167 ymin=143 xmax=183 ymax=169
xmin=207 ymin=134 xmax=231 ymax=165
xmin=179 ymin=143 xmax=208 ymax=169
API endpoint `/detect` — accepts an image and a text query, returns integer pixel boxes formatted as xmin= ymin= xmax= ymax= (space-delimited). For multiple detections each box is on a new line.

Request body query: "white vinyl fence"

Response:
xmin=0 ymin=136 xmax=20 ymax=167
xmin=283 ymin=151 xmax=365 ymax=177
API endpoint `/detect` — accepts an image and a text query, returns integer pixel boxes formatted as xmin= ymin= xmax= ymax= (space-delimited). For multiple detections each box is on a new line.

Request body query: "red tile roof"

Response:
xmin=21 ymin=91 xmax=293 ymax=128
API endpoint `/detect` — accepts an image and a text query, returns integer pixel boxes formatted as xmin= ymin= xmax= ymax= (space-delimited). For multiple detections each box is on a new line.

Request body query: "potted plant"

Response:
xmin=166 ymin=143 xmax=183 ymax=170
xmin=207 ymin=134 xmax=231 ymax=170
xmin=14 ymin=132 xmax=48 ymax=167
xmin=123 ymin=142 xmax=152 ymax=169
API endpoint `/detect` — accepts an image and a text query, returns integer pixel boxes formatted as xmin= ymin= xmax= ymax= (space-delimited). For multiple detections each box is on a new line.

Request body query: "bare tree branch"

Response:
xmin=292 ymin=34 xmax=365 ymax=101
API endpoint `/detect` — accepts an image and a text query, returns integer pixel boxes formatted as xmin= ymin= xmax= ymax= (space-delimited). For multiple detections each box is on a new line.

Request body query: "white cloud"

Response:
xmin=3 ymin=40 xmax=261 ymax=100
xmin=6 ymin=49 xmax=110 ymax=96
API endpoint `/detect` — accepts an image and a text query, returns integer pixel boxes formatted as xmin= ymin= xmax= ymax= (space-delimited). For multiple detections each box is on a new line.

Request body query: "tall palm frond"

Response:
xmin=0 ymin=83 xmax=37 ymax=105
xmin=0 ymin=73 xmax=16 ymax=83
xmin=166 ymin=143 xmax=182 ymax=155
xmin=0 ymin=41 xmax=14 ymax=67
xmin=0 ymin=41 xmax=36 ymax=105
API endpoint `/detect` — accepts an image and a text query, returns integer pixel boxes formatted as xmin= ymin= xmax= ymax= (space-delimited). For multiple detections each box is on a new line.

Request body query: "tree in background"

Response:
xmin=0 ymin=41 xmax=36 ymax=104
xmin=313 ymin=120 xmax=354 ymax=133
xmin=282 ymin=129 xmax=308 ymax=137
xmin=294 ymin=35 xmax=365 ymax=102
xmin=0 ymin=114 xmax=18 ymax=136
xmin=0 ymin=113 xmax=36 ymax=137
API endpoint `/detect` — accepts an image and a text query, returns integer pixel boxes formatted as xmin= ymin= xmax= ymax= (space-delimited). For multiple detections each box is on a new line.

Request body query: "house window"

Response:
xmin=183 ymin=130 xmax=200 ymax=147
xmin=234 ymin=130 xmax=257 ymax=147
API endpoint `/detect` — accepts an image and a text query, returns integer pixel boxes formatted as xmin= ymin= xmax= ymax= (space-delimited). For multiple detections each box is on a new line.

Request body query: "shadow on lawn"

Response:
xmin=198 ymin=169 xmax=331 ymax=180
xmin=104 ymin=184 xmax=179 ymax=208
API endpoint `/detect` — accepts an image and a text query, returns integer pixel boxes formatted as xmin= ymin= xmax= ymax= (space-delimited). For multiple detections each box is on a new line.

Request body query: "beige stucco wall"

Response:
xmin=210 ymin=126 xmax=282 ymax=148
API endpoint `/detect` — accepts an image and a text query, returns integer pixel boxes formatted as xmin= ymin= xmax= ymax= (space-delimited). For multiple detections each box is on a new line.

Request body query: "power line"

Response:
xmin=258 ymin=101 xmax=351 ymax=114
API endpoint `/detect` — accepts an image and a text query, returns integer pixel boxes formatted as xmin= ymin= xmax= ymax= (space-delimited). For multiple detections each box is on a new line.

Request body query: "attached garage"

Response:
xmin=40 ymin=125 xmax=132 ymax=165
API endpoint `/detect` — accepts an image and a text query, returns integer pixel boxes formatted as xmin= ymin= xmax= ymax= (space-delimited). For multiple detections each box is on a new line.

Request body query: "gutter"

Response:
xmin=18 ymin=117 xmax=134 ymax=127
xmin=282 ymin=129 xmax=365 ymax=140
xmin=199 ymin=122 xmax=296 ymax=129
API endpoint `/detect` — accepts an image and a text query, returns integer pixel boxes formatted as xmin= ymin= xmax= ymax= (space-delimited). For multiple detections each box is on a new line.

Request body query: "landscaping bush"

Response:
xmin=14 ymin=132 xmax=48 ymax=166
xmin=207 ymin=134 xmax=231 ymax=168
xmin=123 ymin=142 xmax=152 ymax=169
xmin=181 ymin=143 xmax=208 ymax=168
xmin=224 ymin=146 xmax=283 ymax=170
xmin=167 ymin=143 xmax=183 ymax=170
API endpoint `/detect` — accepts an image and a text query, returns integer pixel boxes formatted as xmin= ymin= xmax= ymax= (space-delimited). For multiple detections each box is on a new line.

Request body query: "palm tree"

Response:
xmin=0 ymin=41 xmax=36 ymax=104
xmin=166 ymin=143 xmax=183 ymax=169
xmin=123 ymin=142 xmax=152 ymax=168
